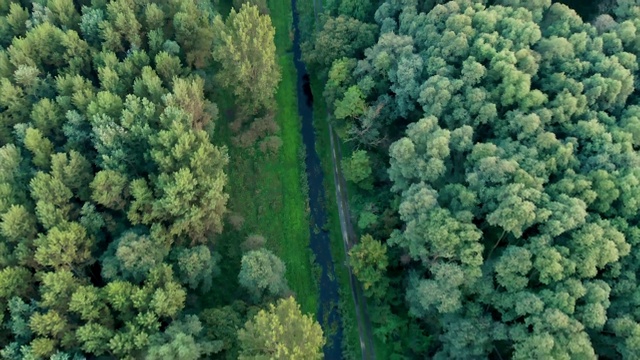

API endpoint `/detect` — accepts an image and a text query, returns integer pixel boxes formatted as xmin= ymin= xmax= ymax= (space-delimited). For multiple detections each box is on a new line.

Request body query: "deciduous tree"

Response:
xmin=238 ymin=297 xmax=324 ymax=359
xmin=238 ymin=249 xmax=289 ymax=302
xmin=212 ymin=3 xmax=280 ymax=115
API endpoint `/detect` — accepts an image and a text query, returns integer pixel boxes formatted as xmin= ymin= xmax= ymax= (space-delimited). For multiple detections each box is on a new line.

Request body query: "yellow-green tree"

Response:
xmin=349 ymin=234 xmax=388 ymax=299
xmin=212 ymin=3 xmax=280 ymax=115
xmin=238 ymin=296 xmax=325 ymax=359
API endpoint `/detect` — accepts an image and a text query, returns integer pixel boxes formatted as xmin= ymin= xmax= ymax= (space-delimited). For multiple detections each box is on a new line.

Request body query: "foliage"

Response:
xmin=238 ymin=249 xmax=290 ymax=302
xmin=320 ymin=0 xmax=640 ymax=358
xmin=212 ymin=3 xmax=281 ymax=115
xmin=233 ymin=0 xmax=269 ymax=14
xmin=0 ymin=0 xmax=247 ymax=357
xmin=305 ymin=15 xmax=377 ymax=72
xmin=237 ymin=296 xmax=325 ymax=359
xmin=342 ymin=149 xmax=373 ymax=189
xmin=349 ymin=234 xmax=388 ymax=299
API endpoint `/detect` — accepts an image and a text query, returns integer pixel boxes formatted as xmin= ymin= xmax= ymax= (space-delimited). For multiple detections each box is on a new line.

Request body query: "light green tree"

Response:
xmin=24 ymin=128 xmax=53 ymax=170
xmin=342 ymin=150 xmax=373 ymax=189
xmin=238 ymin=249 xmax=289 ymax=301
xmin=238 ymin=297 xmax=325 ymax=359
xmin=212 ymin=3 xmax=280 ymax=115
xmin=90 ymin=170 xmax=128 ymax=210
xmin=349 ymin=234 xmax=388 ymax=299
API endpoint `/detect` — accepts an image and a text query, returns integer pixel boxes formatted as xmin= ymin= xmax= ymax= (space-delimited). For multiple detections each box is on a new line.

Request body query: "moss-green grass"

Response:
xmin=208 ymin=0 xmax=318 ymax=315
xmin=268 ymin=0 xmax=318 ymax=316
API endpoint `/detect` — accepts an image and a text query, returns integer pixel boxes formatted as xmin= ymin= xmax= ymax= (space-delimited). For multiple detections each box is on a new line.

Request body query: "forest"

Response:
xmin=2 ymin=0 xmax=640 ymax=359
xmin=304 ymin=0 xmax=640 ymax=358
xmin=0 ymin=0 xmax=326 ymax=358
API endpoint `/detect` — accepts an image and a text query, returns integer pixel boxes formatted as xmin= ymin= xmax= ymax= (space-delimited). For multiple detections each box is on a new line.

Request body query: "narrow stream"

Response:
xmin=291 ymin=0 xmax=344 ymax=357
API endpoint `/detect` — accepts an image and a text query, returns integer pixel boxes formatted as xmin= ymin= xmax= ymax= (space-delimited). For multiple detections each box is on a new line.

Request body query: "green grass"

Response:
xmin=208 ymin=0 xmax=318 ymax=315
xmin=268 ymin=0 xmax=318 ymax=316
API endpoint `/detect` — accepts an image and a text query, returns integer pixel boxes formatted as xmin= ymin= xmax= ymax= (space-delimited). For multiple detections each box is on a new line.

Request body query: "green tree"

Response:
xmin=146 ymin=315 xmax=221 ymax=359
xmin=69 ymin=285 xmax=110 ymax=322
xmin=101 ymin=231 xmax=167 ymax=283
xmin=34 ymin=222 xmax=94 ymax=270
xmin=201 ymin=304 xmax=246 ymax=357
xmin=238 ymin=249 xmax=289 ymax=302
xmin=1 ymin=204 xmax=37 ymax=243
xmin=154 ymin=51 xmax=184 ymax=86
xmin=46 ymin=0 xmax=81 ymax=31
xmin=324 ymin=57 xmax=357 ymax=112
xmin=212 ymin=3 xmax=280 ymax=115
xmin=76 ymin=322 xmax=114 ymax=356
xmin=349 ymin=234 xmax=388 ymax=299
xmin=29 ymin=172 xmax=73 ymax=230
xmin=128 ymin=106 xmax=229 ymax=245
xmin=173 ymin=0 xmax=217 ymax=69
xmin=0 ymin=1 xmax=239 ymax=357
xmin=336 ymin=0 xmax=374 ymax=21
xmin=24 ymin=128 xmax=53 ymax=170
xmin=90 ymin=170 xmax=128 ymax=210
xmin=0 ymin=267 xmax=33 ymax=301
xmin=0 ymin=144 xmax=29 ymax=214
xmin=233 ymin=0 xmax=269 ymax=14
xmin=38 ymin=270 xmax=80 ymax=312
xmin=171 ymin=246 xmax=219 ymax=291
xmin=373 ymin=1 xmax=640 ymax=358
xmin=101 ymin=0 xmax=143 ymax=52
xmin=334 ymin=85 xmax=367 ymax=121
xmin=50 ymin=151 xmax=93 ymax=201
xmin=5 ymin=3 xmax=29 ymax=39
xmin=163 ymin=76 xmax=217 ymax=130
xmin=238 ymin=297 xmax=325 ymax=359
xmin=305 ymin=15 xmax=377 ymax=71
xmin=342 ymin=150 xmax=373 ymax=189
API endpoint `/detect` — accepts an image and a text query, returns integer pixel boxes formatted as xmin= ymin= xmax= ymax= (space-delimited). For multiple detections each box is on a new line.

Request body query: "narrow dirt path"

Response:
xmin=300 ymin=1 xmax=377 ymax=357
xmin=328 ymin=124 xmax=377 ymax=360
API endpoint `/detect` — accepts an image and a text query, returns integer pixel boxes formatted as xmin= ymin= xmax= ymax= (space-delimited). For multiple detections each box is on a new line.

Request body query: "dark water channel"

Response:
xmin=291 ymin=0 xmax=343 ymax=357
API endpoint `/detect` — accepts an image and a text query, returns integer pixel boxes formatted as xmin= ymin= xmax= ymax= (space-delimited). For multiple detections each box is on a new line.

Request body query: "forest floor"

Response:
xmin=209 ymin=0 xmax=318 ymax=315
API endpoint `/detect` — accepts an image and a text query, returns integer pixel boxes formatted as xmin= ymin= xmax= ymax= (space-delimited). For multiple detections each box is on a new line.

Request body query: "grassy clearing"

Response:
xmin=268 ymin=0 xmax=318 ymax=316
xmin=208 ymin=0 xmax=318 ymax=315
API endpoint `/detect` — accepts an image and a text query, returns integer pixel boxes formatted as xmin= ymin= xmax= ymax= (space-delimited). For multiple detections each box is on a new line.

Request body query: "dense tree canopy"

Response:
xmin=0 ymin=1 xmax=322 ymax=359
xmin=10 ymin=0 xmax=640 ymax=358
xmin=317 ymin=0 xmax=640 ymax=358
